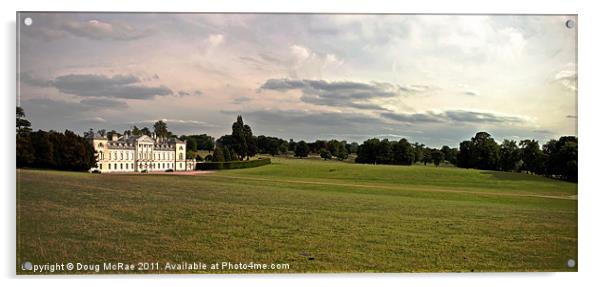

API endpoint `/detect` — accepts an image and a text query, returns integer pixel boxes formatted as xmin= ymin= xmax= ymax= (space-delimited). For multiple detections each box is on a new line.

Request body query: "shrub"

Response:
xmin=196 ymin=158 xmax=271 ymax=170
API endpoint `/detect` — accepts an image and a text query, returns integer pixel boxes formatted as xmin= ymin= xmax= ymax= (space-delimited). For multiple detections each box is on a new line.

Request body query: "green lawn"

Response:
xmin=16 ymin=157 xmax=577 ymax=273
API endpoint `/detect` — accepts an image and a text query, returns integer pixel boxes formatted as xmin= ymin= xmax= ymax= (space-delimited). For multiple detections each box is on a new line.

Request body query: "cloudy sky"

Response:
xmin=18 ymin=13 xmax=577 ymax=147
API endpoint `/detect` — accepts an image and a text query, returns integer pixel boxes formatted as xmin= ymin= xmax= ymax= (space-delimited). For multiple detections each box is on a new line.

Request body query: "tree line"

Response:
xmin=17 ymin=107 xmax=96 ymax=171
xmin=456 ymin=132 xmax=577 ymax=182
xmin=352 ymin=131 xmax=577 ymax=182
xmin=16 ymin=107 xmax=577 ymax=182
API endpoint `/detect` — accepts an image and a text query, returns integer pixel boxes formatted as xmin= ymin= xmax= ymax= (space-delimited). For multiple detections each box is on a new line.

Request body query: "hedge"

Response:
xmin=196 ymin=158 xmax=271 ymax=170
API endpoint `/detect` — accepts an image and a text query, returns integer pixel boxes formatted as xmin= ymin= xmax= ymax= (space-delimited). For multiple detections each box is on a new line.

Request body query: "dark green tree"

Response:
xmin=499 ymin=140 xmax=521 ymax=171
xmin=132 ymin=126 xmax=142 ymax=136
xmin=320 ymin=149 xmax=332 ymax=160
xmin=223 ymin=146 xmax=232 ymax=162
xmin=413 ymin=142 xmax=425 ymax=164
xmin=16 ymin=107 xmax=35 ymax=167
xmin=376 ymin=139 xmax=393 ymax=164
xmin=16 ymin=107 xmax=32 ymax=134
xmin=294 ymin=141 xmax=310 ymax=158
xmin=231 ymin=115 xmax=247 ymax=160
xmin=212 ymin=146 xmax=225 ymax=162
xmin=392 ymin=139 xmax=414 ymax=165
xmin=355 ymin=138 xmax=380 ymax=164
xmin=30 ymin=130 xmax=55 ymax=167
xmin=153 ymin=120 xmax=169 ymax=138
xmin=519 ymin=139 xmax=545 ymax=174
xmin=140 ymin=127 xmax=151 ymax=136
xmin=243 ymin=124 xmax=256 ymax=159
xmin=431 ymin=150 xmax=443 ymax=167
xmin=543 ymin=136 xmax=577 ymax=182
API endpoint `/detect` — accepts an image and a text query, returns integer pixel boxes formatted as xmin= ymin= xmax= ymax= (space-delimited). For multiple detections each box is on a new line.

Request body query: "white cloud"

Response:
xmin=207 ymin=34 xmax=224 ymax=47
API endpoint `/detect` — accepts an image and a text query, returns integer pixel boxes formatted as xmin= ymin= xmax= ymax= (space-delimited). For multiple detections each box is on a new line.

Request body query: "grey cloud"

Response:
xmin=80 ymin=98 xmax=128 ymax=109
xmin=178 ymin=90 xmax=204 ymax=97
xmin=80 ymin=117 xmax=107 ymax=124
xmin=382 ymin=110 xmax=526 ymax=124
xmin=227 ymin=109 xmax=384 ymax=128
xmin=52 ymin=74 xmax=173 ymax=99
xmin=464 ymin=90 xmax=479 ymax=96
xmin=20 ymin=72 xmax=52 ymax=87
xmin=60 ymin=19 xmax=151 ymax=41
xmin=21 ymin=14 xmax=152 ymax=42
xmin=443 ymin=110 xmax=525 ymax=124
xmin=300 ymin=94 xmax=389 ymax=111
xmin=381 ymin=112 xmax=443 ymax=123
xmin=260 ymin=78 xmax=408 ymax=111
xmin=398 ymin=84 xmax=431 ymax=93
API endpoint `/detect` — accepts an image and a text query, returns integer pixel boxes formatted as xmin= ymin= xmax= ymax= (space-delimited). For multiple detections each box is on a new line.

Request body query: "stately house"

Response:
xmin=87 ymin=132 xmax=196 ymax=173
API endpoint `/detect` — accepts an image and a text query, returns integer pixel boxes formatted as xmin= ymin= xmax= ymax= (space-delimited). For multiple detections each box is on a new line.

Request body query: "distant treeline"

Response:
xmin=17 ymin=108 xmax=96 ymax=171
xmin=456 ymin=132 xmax=577 ymax=182
xmin=352 ymin=132 xmax=577 ymax=182
xmin=16 ymin=107 xmax=577 ymax=182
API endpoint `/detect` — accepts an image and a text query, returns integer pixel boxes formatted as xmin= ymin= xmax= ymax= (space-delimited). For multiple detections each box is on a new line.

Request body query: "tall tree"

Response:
xmin=355 ymin=138 xmax=380 ymax=164
xmin=223 ymin=146 xmax=232 ymax=162
xmin=16 ymin=107 xmax=32 ymax=134
xmin=231 ymin=115 xmax=247 ymax=160
xmin=153 ymin=120 xmax=169 ymax=138
xmin=499 ymin=140 xmax=521 ymax=171
xmin=294 ymin=141 xmax=310 ymax=158
xmin=543 ymin=136 xmax=577 ymax=182
xmin=431 ymin=150 xmax=443 ymax=167
xmin=376 ymin=139 xmax=393 ymax=164
xmin=288 ymin=139 xmax=297 ymax=153
xmin=413 ymin=142 xmax=425 ymax=164
xmin=132 ymin=126 xmax=142 ymax=136
xmin=16 ymin=107 xmax=35 ymax=166
xmin=519 ymin=139 xmax=545 ymax=174
xmin=212 ymin=146 xmax=225 ymax=162
xmin=140 ymin=127 xmax=151 ymax=136
xmin=243 ymin=124 xmax=256 ymax=159
xmin=457 ymin=140 xmax=475 ymax=168
xmin=30 ymin=130 xmax=55 ymax=167
xmin=472 ymin=132 xmax=500 ymax=170
xmin=392 ymin=139 xmax=414 ymax=165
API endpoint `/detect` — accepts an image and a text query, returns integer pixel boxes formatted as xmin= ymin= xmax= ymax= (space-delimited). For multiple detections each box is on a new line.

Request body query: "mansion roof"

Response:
xmin=87 ymin=132 xmax=185 ymax=150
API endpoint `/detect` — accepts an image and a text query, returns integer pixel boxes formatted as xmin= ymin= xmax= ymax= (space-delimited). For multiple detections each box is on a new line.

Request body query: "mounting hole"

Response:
xmin=24 ymin=17 xmax=33 ymax=26
xmin=567 ymin=259 xmax=576 ymax=268
xmin=565 ymin=19 xmax=575 ymax=29
xmin=22 ymin=261 xmax=33 ymax=270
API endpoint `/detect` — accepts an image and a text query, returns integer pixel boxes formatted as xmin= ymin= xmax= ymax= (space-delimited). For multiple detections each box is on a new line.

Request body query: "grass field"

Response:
xmin=16 ymin=157 xmax=577 ymax=273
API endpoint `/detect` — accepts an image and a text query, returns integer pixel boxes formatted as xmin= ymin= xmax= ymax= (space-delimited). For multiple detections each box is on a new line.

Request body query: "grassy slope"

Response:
xmin=17 ymin=158 xmax=577 ymax=273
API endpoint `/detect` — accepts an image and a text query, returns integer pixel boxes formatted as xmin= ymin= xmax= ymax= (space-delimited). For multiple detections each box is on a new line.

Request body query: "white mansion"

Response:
xmin=87 ymin=132 xmax=196 ymax=173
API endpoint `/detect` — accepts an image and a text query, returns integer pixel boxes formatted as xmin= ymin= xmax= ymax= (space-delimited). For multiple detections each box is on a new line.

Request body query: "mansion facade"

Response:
xmin=87 ymin=132 xmax=196 ymax=173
